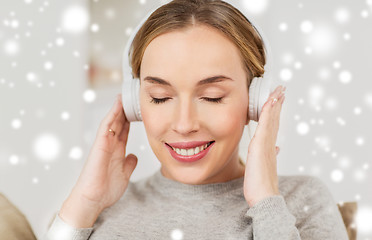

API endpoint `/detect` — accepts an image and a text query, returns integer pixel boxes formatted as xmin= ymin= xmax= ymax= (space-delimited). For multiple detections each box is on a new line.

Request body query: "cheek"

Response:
xmin=201 ymin=89 xmax=248 ymax=137
xmin=203 ymin=103 xmax=246 ymax=139
xmin=140 ymin=92 xmax=156 ymax=137
xmin=140 ymin=94 xmax=170 ymax=142
xmin=141 ymin=104 xmax=157 ymax=135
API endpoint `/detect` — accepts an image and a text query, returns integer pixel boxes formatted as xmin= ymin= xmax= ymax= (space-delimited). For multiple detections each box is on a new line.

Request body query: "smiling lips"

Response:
xmin=165 ymin=140 xmax=215 ymax=163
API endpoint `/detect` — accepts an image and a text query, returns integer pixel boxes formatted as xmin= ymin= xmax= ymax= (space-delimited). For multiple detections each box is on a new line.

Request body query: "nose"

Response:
xmin=171 ymin=97 xmax=200 ymax=135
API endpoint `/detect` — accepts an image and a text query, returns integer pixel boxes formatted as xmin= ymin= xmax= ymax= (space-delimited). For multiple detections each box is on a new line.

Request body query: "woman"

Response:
xmin=45 ymin=0 xmax=348 ymax=239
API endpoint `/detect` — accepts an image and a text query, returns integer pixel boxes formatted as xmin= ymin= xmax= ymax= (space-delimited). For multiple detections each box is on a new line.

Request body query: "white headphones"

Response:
xmin=122 ymin=5 xmax=275 ymax=122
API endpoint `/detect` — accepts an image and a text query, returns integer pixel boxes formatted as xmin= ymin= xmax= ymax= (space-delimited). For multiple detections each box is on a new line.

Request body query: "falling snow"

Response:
xmin=69 ymin=146 xmax=83 ymax=160
xmin=296 ymin=122 xmax=310 ymax=135
xmin=356 ymin=207 xmax=372 ymax=234
xmin=55 ymin=38 xmax=65 ymax=46
xmin=1 ymin=0 xmax=372 ymax=238
xmin=11 ymin=118 xmax=22 ymax=129
xmin=61 ymin=111 xmax=70 ymax=120
xmin=334 ymin=8 xmax=350 ymax=23
xmin=90 ymin=23 xmax=100 ymax=32
xmin=279 ymin=68 xmax=293 ymax=82
xmin=32 ymin=133 xmax=61 ymax=162
xmin=83 ymin=89 xmax=96 ymax=103
xmin=4 ymin=40 xmax=19 ymax=55
xmin=300 ymin=20 xmax=313 ymax=33
xmin=313 ymin=28 xmax=337 ymax=54
xmin=331 ymin=169 xmax=344 ymax=182
xmin=9 ymin=155 xmax=20 ymax=165
xmin=61 ymin=6 xmax=89 ymax=33
xmin=339 ymin=70 xmax=353 ymax=84
xmin=44 ymin=61 xmax=53 ymax=70
xmin=278 ymin=22 xmax=288 ymax=32
xmin=170 ymin=229 xmax=184 ymax=240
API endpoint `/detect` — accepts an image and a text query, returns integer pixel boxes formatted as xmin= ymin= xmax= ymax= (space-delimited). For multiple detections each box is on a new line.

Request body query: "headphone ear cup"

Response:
xmin=122 ymin=74 xmax=142 ymax=122
xmin=122 ymin=9 xmax=157 ymax=122
xmin=248 ymin=78 xmax=259 ymax=122
xmin=248 ymin=77 xmax=272 ymax=122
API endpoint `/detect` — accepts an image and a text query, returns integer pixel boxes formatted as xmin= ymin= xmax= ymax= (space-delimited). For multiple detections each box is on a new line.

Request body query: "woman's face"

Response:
xmin=139 ymin=24 xmax=249 ymax=184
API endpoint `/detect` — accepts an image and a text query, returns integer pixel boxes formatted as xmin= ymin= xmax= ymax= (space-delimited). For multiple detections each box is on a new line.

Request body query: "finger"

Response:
xmin=260 ymin=86 xmax=283 ymax=115
xmin=252 ymin=86 xmax=285 ymax=143
xmin=271 ymin=86 xmax=286 ymax=113
xmin=270 ymin=86 xmax=285 ymax=106
xmin=258 ymin=85 xmax=285 ymax=123
xmin=118 ymin=119 xmax=130 ymax=144
xmin=109 ymin=97 xmax=127 ymax=137
xmin=269 ymin=92 xmax=285 ymax=141
xmin=276 ymin=146 xmax=280 ymax=155
xmin=272 ymin=90 xmax=286 ymax=120
xmin=99 ymin=94 xmax=126 ymax=136
xmin=260 ymin=87 xmax=286 ymax=142
xmin=280 ymin=94 xmax=286 ymax=104
xmin=276 ymin=87 xmax=286 ymax=104
xmin=100 ymin=94 xmax=121 ymax=127
xmin=122 ymin=154 xmax=138 ymax=182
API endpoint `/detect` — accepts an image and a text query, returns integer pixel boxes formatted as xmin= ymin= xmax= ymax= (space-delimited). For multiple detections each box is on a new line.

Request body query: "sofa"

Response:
xmin=0 ymin=193 xmax=37 ymax=240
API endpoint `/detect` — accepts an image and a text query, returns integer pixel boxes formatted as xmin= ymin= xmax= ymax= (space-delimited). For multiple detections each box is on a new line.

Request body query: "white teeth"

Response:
xmin=171 ymin=142 xmax=213 ymax=156
xmin=187 ymin=148 xmax=194 ymax=156
xmin=195 ymin=147 xmax=200 ymax=154
xmin=180 ymin=149 xmax=187 ymax=156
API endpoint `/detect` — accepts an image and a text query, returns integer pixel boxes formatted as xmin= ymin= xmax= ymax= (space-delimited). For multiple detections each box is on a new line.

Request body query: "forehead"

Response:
xmin=140 ymin=24 xmax=246 ymax=82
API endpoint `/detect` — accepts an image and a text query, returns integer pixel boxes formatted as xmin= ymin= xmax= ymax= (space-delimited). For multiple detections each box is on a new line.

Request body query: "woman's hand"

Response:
xmin=59 ymin=94 xmax=138 ymax=228
xmin=243 ymin=85 xmax=286 ymax=207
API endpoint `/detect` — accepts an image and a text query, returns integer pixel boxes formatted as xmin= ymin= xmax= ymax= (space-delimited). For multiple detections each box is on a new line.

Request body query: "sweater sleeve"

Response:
xmin=245 ymin=176 xmax=349 ymax=240
xmin=43 ymin=213 xmax=93 ymax=240
xmin=245 ymin=195 xmax=301 ymax=239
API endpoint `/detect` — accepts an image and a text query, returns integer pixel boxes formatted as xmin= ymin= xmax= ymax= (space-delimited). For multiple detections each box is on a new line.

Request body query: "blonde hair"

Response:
xmin=129 ymin=0 xmax=266 ymax=87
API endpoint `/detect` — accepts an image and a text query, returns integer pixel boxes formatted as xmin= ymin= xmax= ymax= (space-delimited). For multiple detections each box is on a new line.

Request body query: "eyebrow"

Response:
xmin=143 ymin=75 xmax=233 ymax=86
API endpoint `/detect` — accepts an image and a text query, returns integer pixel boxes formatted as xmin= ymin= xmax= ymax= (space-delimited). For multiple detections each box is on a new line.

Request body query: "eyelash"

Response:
xmin=150 ymin=97 xmax=223 ymax=104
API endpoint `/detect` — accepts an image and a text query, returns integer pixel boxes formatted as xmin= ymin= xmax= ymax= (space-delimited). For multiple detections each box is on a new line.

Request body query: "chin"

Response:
xmin=162 ymin=164 xmax=213 ymax=185
xmin=178 ymin=174 xmax=206 ymax=185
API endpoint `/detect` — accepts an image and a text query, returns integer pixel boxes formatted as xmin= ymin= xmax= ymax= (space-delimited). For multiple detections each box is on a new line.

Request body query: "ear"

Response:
xmin=245 ymin=105 xmax=250 ymax=125
xmin=245 ymin=117 xmax=250 ymax=126
xmin=245 ymin=80 xmax=251 ymax=126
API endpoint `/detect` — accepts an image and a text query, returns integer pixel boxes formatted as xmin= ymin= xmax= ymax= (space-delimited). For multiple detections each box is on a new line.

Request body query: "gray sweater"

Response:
xmin=45 ymin=170 xmax=349 ymax=239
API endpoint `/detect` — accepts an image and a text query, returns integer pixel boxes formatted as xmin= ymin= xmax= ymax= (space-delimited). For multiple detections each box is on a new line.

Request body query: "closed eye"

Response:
xmin=150 ymin=97 xmax=171 ymax=104
xmin=150 ymin=97 xmax=224 ymax=104
xmin=202 ymin=97 xmax=223 ymax=103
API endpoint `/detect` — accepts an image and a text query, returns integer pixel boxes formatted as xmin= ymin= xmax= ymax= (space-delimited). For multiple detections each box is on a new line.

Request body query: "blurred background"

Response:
xmin=0 ymin=0 xmax=371 ymax=239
